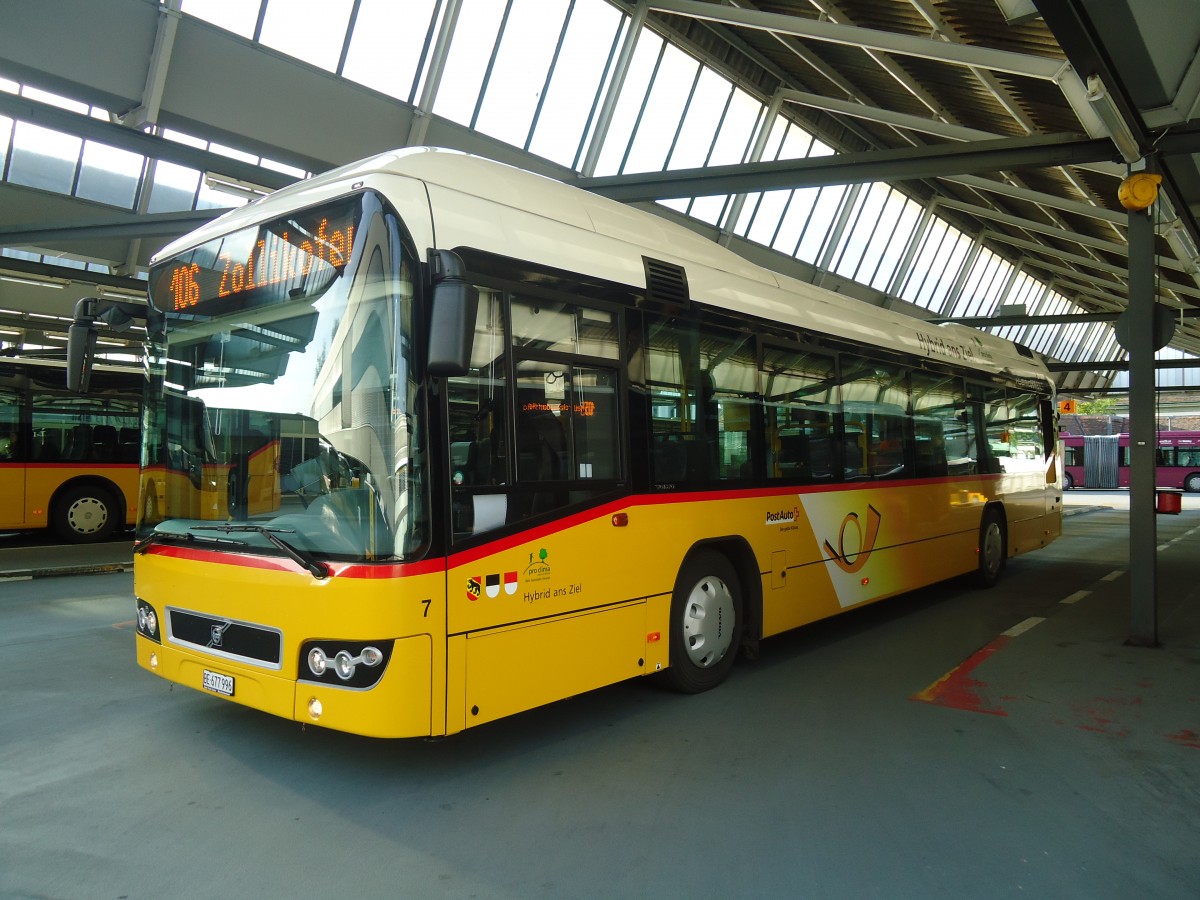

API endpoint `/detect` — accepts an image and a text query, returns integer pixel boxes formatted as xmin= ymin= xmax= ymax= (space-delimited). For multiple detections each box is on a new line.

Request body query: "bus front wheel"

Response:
xmin=54 ymin=484 xmax=118 ymax=543
xmin=1063 ymin=472 xmax=1074 ymax=489
xmin=663 ymin=550 xmax=743 ymax=693
xmin=975 ymin=509 xmax=1007 ymax=589
xmin=1185 ymin=473 xmax=1200 ymax=493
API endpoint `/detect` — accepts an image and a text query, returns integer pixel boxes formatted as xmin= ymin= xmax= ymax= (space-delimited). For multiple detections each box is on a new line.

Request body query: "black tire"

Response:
xmin=663 ymin=550 xmax=743 ymax=693
xmin=974 ymin=508 xmax=1006 ymax=589
xmin=1063 ymin=472 xmax=1074 ymax=490
xmin=1185 ymin=473 xmax=1200 ymax=493
xmin=53 ymin=483 xmax=119 ymax=543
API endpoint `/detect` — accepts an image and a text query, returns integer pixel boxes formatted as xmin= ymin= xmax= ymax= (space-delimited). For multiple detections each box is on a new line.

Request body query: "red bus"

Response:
xmin=1060 ymin=431 xmax=1200 ymax=492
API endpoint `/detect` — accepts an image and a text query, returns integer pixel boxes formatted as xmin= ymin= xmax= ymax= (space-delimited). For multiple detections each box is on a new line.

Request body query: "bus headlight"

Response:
xmin=334 ymin=650 xmax=356 ymax=680
xmin=307 ymin=646 xmax=328 ymax=677
xmin=136 ymin=599 xmax=161 ymax=643
xmin=360 ymin=645 xmax=383 ymax=667
xmin=298 ymin=639 xmax=392 ymax=688
xmin=334 ymin=647 xmax=384 ymax=680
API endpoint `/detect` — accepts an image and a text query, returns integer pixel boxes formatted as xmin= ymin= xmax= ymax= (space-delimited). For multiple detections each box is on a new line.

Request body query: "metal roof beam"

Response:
xmin=0 ymin=256 xmax=146 ymax=293
xmin=780 ymin=90 xmax=995 ymax=142
xmin=116 ymin=0 xmax=181 ymax=130
xmin=937 ymin=197 xmax=1191 ymax=273
xmin=988 ymin=232 xmax=1200 ymax=300
xmin=1045 ymin=358 xmax=1200 ymax=372
xmin=930 ymin=309 xmax=1200 ymax=326
xmin=577 ymin=133 xmax=1114 ymax=201
xmin=649 ymin=0 xmax=1067 ymax=78
xmin=942 ymin=174 xmax=1126 ymax=225
xmin=0 ymin=92 xmax=298 ymax=192
xmin=1022 ymin=255 xmax=1200 ymax=307
xmin=0 ymin=209 xmax=223 ymax=246
xmin=804 ymin=0 xmax=944 ymax=120
xmin=649 ymin=0 xmax=1116 ymax=144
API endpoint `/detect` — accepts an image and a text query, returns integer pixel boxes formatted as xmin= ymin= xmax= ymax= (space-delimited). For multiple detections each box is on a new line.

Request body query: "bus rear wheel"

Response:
xmin=54 ymin=484 xmax=118 ymax=543
xmin=975 ymin=509 xmax=1006 ymax=589
xmin=1185 ymin=473 xmax=1200 ymax=493
xmin=663 ymin=550 xmax=742 ymax=693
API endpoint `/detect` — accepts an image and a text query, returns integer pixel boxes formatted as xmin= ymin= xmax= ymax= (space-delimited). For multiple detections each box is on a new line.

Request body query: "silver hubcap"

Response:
xmin=981 ymin=521 xmax=1003 ymax=575
xmin=682 ymin=574 xmax=735 ymax=668
xmin=67 ymin=497 xmax=108 ymax=535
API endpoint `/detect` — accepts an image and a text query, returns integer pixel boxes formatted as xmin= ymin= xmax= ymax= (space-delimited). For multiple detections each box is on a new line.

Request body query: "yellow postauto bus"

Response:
xmin=0 ymin=357 xmax=140 ymax=542
xmin=125 ymin=148 xmax=1061 ymax=738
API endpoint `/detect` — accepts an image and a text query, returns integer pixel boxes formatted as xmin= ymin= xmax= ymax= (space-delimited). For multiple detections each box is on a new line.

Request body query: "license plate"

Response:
xmin=202 ymin=669 xmax=235 ymax=697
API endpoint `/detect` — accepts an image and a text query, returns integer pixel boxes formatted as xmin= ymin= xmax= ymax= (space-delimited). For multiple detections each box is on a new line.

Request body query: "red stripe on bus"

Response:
xmin=446 ymin=476 xmax=1003 ymax=566
xmin=17 ymin=462 xmax=137 ymax=470
xmin=139 ymin=542 xmax=445 ymax=578
xmin=139 ymin=474 xmax=1008 ymax=575
xmin=328 ymin=558 xmax=446 ymax=578
xmin=140 ymin=543 xmax=301 ymax=573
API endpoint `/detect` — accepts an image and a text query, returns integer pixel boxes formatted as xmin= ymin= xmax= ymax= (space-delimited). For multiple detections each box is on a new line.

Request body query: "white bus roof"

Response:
xmin=153 ymin=147 xmax=1051 ymax=386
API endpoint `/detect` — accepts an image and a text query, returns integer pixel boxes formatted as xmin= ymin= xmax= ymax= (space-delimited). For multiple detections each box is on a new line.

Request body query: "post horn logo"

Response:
xmin=823 ymin=504 xmax=882 ymax=574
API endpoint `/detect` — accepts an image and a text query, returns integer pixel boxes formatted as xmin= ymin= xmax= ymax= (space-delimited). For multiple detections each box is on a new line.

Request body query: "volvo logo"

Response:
xmin=209 ymin=620 xmax=232 ymax=648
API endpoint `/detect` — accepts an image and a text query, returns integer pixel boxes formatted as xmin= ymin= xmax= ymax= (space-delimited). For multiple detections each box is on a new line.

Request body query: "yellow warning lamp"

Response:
xmin=1117 ymin=172 xmax=1161 ymax=211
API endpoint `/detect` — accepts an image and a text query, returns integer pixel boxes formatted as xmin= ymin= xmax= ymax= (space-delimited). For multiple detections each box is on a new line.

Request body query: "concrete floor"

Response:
xmin=0 ymin=496 xmax=1197 ymax=898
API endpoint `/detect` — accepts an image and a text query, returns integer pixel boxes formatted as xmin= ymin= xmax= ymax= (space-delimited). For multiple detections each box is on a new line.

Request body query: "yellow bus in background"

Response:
xmin=0 ymin=358 xmax=140 ymax=542
xmin=138 ymin=397 xmax=287 ymax=526
xmin=124 ymin=149 xmax=1062 ymax=738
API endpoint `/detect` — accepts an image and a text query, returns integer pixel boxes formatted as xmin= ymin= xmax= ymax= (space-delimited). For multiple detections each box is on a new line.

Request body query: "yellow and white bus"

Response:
xmin=127 ymin=148 xmax=1061 ymax=738
xmin=0 ymin=357 xmax=141 ymax=542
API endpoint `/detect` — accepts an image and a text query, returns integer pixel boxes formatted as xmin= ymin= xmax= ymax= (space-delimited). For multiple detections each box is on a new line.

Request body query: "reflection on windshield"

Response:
xmin=140 ymin=192 xmax=427 ymax=564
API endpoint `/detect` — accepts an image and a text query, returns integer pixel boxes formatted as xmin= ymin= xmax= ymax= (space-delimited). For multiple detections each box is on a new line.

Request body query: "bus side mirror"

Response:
xmin=426 ymin=249 xmax=477 ymax=378
xmin=67 ymin=297 xmax=100 ymax=393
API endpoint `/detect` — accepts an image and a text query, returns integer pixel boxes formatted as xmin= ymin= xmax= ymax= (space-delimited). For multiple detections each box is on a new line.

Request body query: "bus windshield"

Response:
xmin=142 ymin=191 xmax=428 ymax=563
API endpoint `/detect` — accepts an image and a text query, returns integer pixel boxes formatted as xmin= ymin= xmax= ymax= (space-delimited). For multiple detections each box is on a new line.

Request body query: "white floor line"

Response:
xmin=1002 ymin=616 xmax=1046 ymax=638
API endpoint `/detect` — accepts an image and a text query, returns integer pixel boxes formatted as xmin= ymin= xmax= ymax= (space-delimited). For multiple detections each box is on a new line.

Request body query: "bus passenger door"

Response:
xmin=0 ymin=388 xmax=24 ymax=528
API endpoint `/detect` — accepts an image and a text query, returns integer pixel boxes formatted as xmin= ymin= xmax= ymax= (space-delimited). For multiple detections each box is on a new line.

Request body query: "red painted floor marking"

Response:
xmin=911 ymin=636 xmax=1010 ymax=716
xmin=1164 ymin=729 xmax=1200 ymax=749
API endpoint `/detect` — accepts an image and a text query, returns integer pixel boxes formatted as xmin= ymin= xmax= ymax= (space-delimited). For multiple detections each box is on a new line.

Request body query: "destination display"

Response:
xmin=150 ymin=199 xmax=361 ymax=315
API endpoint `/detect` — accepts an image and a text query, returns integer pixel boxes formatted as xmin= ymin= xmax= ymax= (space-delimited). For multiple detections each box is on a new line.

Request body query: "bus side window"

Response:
xmin=0 ymin=389 xmax=18 ymax=460
xmin=912 ymin=372 xmax=967 ymax=477
xmin=761 ymin=345 xmax=837 ymax=485
xmin=841 ymin=356 xmax=911 ymax=481
xmin=447 ymin=289 xmax=509 ymax=541
xmin=647 ymin=316 xmax=754 ymax=486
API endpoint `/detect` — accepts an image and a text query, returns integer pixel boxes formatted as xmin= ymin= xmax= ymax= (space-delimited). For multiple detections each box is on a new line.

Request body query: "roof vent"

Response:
xmin=642 ymin=257 xmax=690 ymax=311
xmin=1014 ymin=342 xmax=1036 ymax=359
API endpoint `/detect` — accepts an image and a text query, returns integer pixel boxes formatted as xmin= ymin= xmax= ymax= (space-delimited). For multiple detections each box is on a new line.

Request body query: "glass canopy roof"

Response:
xmin=2 ymin=0 xmax=1193 ymax=388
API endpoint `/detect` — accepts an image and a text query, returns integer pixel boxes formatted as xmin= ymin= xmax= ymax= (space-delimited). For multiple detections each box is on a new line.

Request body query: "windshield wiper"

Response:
xmin=134 ymin=529 xmax=193 ymax=555
xmin=190 ymin=524 xmax=330 ymax=579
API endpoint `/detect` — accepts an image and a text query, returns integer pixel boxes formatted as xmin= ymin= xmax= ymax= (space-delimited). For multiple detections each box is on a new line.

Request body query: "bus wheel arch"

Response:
xmin=662 ymin=539 xmax=756 ymax=693
xmin=50 ymin=477 xmax=125 ymax=543
xmin=1185 ymin=472 xmax=1200 ymax=493
xmin=975 ymin=504 xmax=1007 ymax=589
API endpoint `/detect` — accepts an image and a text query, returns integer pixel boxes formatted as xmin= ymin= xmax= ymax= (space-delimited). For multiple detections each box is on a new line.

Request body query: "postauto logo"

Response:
xmin=765 ymin=506 xmax=799 ymax=525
